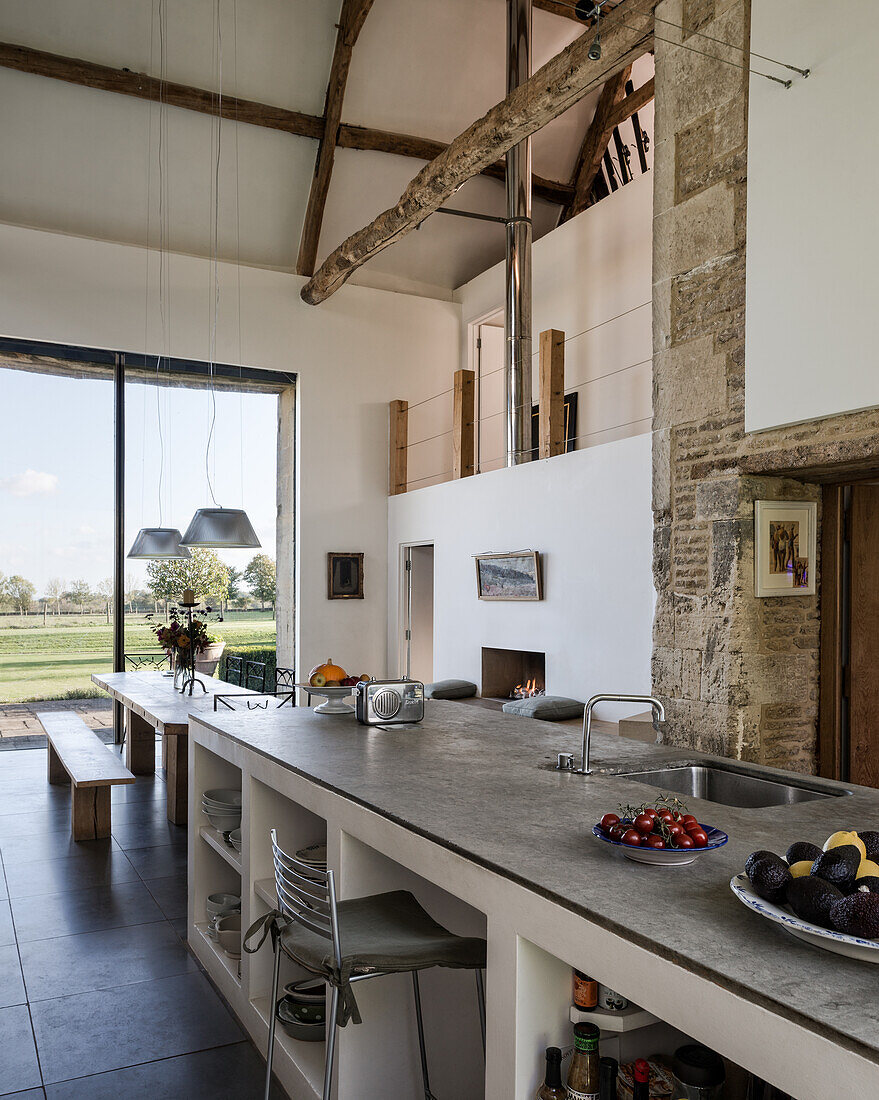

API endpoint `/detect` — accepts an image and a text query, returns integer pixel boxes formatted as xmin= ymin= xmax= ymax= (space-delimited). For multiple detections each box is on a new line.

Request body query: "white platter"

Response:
xmin=730 ymin=874 xmax=879 ymax=964
xmin=295 ymin=683 xmax=355 ymax=714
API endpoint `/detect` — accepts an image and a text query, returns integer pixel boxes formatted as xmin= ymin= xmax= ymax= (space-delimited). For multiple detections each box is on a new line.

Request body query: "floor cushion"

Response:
xmin=502 ymin=695 xmax=584 ymax=721
xmin=424 ymin=679 xmax=478 ymax=700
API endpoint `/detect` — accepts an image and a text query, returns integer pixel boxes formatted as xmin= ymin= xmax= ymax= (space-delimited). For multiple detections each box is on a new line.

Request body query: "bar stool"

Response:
xmin=247 ymin=829 xmax=486 ymax=1100
xmin=225 ymin=655 xmax=244 ymax=686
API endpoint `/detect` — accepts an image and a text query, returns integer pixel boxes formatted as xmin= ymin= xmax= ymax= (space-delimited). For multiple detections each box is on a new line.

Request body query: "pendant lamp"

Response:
xmin=181 ymin=507 xmax=260 ymax=549
xmin=128 ymin=527 xmax=191 ymax=559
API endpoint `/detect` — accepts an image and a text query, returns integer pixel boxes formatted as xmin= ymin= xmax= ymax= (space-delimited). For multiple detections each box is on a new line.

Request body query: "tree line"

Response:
xmin=0 ymin=550 xmax=277 ymax=618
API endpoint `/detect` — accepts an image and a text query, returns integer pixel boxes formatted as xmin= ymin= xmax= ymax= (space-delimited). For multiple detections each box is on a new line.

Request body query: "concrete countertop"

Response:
xmin=193 ymin=699 xmax=879 ymax=1068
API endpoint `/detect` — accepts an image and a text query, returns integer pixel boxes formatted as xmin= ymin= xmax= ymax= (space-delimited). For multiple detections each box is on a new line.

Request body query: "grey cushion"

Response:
xmin=502 ymin=695 xmax=584 ymax=721
xmin=424 ymin=679 xmax=477 ymax=700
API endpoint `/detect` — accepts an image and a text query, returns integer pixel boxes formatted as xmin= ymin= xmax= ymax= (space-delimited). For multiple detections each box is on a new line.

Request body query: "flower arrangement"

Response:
xmin=148 ymin=606 xmax=223 ymax=656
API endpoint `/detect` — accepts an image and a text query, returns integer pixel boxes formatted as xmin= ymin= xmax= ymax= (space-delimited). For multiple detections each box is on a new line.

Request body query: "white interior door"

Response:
xmin=403 ymin=544 xmax=434 ymax=684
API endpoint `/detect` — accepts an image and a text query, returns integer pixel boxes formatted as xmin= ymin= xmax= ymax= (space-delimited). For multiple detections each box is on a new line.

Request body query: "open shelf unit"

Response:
xmin=199 ymin=824 xmax=243 ymax=873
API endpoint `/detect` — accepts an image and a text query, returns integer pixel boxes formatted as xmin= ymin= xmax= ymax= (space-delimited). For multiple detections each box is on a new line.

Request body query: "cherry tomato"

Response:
xmin=608 ymin=823 xmax=628 ymax=841
xmin=645 ymin=835 xmax=665 ymax=849
xmin=657 ymin=809 xmax=674 ymax=823
xmin=622 ymin=829 xmax=643 ymax=847
xmin=643 ymin=807 xmax=658 ymax=819
xmin=681 ymin=814 xmax=698 ymax=828
xmin=633 ymin=813 xmax=654 ymax=834
xmin=676 ymin=834 xmax=695 ymax=849
xmin=600 ymin=813 xmax=620 ymax=831
xmin=666 ymin=822 xmax=684 ymax=839
xmin=685 ymin=820 xmax=703 ymax=834
xmin=689 ymin=829 xmax=709 ymax=847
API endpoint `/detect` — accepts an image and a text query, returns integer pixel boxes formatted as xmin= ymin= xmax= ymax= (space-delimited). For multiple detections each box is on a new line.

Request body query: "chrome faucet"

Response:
xmin=558 ymin=694 xmax=666 ymax=775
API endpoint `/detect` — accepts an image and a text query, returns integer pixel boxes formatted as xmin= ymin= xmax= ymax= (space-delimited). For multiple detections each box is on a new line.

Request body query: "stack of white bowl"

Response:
xmin=227 ymin=827 xmax=242 ymax=853
xmin=295 ymin=842 xmax=327 ymax=880
xmin=206 ymin=892 xmax=241 ymax=940
xmin=202 ymin=788 xmax=242 ymax=831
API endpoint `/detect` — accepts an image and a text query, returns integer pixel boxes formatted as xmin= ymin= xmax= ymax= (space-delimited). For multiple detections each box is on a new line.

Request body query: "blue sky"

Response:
xmin=0 ymin=367 xmax=278 ymax=596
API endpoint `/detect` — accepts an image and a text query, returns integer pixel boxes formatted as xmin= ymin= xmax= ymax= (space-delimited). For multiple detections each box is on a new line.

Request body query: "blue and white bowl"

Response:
xmin=592 ymin=822 xmax=728 ymax=866
xmin=731 ymin=874 xmax=879 ymax=964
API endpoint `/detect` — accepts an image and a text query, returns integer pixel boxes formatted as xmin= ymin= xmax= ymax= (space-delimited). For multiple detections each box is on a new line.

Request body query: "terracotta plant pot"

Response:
xmin=194 ymin=641 xmax=226 ymax=677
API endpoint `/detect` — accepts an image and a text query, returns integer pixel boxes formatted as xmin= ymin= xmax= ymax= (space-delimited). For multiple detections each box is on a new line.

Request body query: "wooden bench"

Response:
xmin=38 ymin=712 xmax=135 ymax=840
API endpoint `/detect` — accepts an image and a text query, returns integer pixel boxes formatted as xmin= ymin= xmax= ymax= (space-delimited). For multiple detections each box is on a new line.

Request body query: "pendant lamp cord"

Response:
xmin=205 ymin=0 xmax=222 ymax=508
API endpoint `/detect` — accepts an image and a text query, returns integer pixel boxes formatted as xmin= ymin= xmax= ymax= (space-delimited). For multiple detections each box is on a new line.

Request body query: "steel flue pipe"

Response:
xmin=505 ymin=0 xmax=533 ymax=466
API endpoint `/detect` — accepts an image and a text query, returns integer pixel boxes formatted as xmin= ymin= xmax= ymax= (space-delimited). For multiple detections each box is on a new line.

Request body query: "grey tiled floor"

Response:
xmin=0 ymin=742 xmax=286 ymax=1099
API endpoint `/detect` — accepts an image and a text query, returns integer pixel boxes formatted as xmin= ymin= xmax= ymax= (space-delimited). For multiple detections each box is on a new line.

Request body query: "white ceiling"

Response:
xmin=0 ymin=0 xmax=649 ymax=295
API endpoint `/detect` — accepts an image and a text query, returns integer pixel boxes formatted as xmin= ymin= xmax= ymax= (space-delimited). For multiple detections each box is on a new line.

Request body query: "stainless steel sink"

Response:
xmin=615 ymin=764 xmax=851 ymax=808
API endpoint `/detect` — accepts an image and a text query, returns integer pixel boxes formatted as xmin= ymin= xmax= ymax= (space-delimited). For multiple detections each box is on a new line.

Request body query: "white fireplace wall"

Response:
xmin=387 ymin=431 xmax=654 ymax=721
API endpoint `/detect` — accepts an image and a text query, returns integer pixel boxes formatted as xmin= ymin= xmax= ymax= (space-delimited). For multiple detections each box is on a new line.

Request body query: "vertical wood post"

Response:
xmin=538 ymin=328 xmax=565 ymax=459
xmin=389 ymin=399 xmax=408 ymax=495
xmin=453 ymin=369 xmax=476 ymax=479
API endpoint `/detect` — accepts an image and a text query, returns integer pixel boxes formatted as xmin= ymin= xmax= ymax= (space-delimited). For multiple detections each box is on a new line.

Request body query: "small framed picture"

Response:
xmin=754 ymin=501 xmax=817 ymax=597
xmin=327 ymin=552 xmax=364 ymax=599
xmin=475 ymin=550 xmax=542 ymax=601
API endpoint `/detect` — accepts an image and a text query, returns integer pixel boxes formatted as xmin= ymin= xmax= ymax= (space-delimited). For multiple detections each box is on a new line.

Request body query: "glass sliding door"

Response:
xmin=0 ymin=362 xmax=114 ymax=704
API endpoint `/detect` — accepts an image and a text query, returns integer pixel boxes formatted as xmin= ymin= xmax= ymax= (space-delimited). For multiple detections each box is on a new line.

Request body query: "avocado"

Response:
xmin=829 ymin=891 xmax=879 ymax=939
xmin=785 ymin=841 xmax=822 ymax=866
xmin=811 ymin=845 xmax=861 ymax=891
xmin=786 ymin=876 xmax=842 ymax=928
xmin=859 ymin=831 xmax=879 ymax=861
xmin=746 ymin=850 xmax=786 ymax=879
xmin=749 ymin=858 xmax=792 ymax=905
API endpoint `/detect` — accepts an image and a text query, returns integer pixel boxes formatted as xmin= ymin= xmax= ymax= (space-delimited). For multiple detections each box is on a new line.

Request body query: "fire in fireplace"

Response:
xmin=482 ymin=647 xmax=546 ymax=700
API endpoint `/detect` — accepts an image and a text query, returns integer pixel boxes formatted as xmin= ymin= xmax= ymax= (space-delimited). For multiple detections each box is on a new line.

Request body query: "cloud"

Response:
xmin=0 ymin=469 xmax=59 ymax=497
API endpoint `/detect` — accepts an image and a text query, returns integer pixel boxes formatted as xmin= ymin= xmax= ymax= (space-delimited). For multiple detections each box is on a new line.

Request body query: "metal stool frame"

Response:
xmin=263 ymin=829 xmax=485 ymax=1100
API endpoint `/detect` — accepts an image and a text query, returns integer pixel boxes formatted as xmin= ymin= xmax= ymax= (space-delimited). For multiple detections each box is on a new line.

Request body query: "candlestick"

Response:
xmin=182 ymin=588 xmax=196 ymax=606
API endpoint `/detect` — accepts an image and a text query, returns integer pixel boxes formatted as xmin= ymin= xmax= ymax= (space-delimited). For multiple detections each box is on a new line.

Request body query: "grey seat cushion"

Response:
xmin=281 ymin=889 xmax=487 ymax=976
xmin=424 ymin=679 xmax=477 ymax=700
xmin=502 ymin=695 xmax=584 ymax=721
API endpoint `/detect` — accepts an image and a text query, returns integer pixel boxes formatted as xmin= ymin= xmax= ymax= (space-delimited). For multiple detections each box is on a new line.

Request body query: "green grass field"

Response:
xmin=0 ymin=611 xmax=276 ymax=703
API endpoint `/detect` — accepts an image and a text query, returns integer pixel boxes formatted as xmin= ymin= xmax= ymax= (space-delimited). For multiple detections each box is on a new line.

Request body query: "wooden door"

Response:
xmin=849 ymin=484 xmax=879 ymax=787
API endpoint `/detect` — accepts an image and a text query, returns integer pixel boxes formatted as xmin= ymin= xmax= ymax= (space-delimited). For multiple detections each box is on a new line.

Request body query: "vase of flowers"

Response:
xmin=149 ymin=609 xmax=223 ymax=685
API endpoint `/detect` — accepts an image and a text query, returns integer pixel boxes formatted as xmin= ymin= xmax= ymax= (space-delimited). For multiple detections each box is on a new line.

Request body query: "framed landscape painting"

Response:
xmin=754 ymin=501 xmax=817 ymax=597
xmin=475 ymin=551 xmax=542 ymax=601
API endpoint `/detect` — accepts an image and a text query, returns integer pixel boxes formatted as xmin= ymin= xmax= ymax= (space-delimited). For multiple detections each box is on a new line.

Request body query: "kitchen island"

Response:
xmin=188 ymin=700 xmax=879 ymax=1099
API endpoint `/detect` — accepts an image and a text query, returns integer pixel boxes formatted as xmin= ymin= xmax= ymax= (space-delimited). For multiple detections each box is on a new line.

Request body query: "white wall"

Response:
xmin=404 ymin=175 xmax=653 ymax=489
xmin=388 ymin=432 xmax=655 ymax=720
xmin=0 ymin=222 xmax=459 ymax=680
xmin=746 ymin=0 xmax=879 ymax=432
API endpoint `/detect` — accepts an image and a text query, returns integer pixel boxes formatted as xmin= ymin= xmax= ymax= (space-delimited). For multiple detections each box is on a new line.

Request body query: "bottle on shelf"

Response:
xmin=573 ymin=969 xmax=598 ymax=1010
xmin=599 ymin=1056 xmax=619 ymax=1100
xmin=566 ymin=1021 xmax=600 ymax=1099
xmin=632 ymin=1058 xmax=650 ymax=1100
xmin=535 ymin=1046 xmax=566 ymax=1100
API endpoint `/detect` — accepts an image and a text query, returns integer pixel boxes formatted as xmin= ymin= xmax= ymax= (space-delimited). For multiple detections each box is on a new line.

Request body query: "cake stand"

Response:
xmin=295 ymin=684 xmax=355 ymax=715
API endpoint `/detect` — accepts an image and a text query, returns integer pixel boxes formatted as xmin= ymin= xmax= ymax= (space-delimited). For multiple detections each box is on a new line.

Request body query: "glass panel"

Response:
xmin=124 ymin=374 xmax=279 ymax=686
xmin=0 ymin=365 xmax=114 ymax=705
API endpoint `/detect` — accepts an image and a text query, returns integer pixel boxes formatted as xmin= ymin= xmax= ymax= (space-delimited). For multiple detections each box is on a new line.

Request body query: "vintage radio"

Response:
xmin=354 ymin=678 xmax=424 ymax=725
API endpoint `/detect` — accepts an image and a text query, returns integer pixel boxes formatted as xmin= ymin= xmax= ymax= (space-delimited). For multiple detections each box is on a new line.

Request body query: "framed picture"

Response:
xmin=530 ymin=392 xmax=578 ymax=458
xmin=754 ymin=501 xmax=817 ymax=597
xmin=327 ymin=552 xmax=364 ymax=599
xmin=475 ymin=551 xmax=542 ymax=601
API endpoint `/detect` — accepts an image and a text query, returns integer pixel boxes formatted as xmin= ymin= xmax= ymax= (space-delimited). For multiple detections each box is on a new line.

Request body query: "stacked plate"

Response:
xmin=202 ymin=788 xmax=242 ymax=831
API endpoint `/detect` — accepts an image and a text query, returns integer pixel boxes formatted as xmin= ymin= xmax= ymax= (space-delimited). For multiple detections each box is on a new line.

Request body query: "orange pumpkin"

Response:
xmin=308 ymin=658 xmax=347 ymax=687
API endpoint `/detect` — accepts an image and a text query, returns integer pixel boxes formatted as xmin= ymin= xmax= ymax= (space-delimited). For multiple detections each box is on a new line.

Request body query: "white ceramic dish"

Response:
xmin=206 ymin=892 xmax=240 ymax=916
xmin=592 ymin=823 xmax=728 ymax=866
xmin=203 ymin=809 xmax=242 ymax=832
xmin=216 ymin=912 xmax=242 ymax=959
xmin=730 ymin=874 xmax=879 ymax=964
xmin=295 ymin=842 xmax=328 ymax=865
xmin=295 ymin=683 xmax=355 ymax=715
xmin=227 ymin=827 xmax=242 ymax=853
xmin=203 ymin=789 xmax=242 ymax=807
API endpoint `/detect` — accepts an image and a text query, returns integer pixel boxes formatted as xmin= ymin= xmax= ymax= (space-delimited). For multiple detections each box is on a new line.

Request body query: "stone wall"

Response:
xmin=651 ymin=0 xmax=879 ymax=773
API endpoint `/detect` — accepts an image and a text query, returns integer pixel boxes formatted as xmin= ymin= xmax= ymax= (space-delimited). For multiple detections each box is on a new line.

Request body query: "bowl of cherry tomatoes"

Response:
xmin=592 ymin=797 xmax=728 ymax=866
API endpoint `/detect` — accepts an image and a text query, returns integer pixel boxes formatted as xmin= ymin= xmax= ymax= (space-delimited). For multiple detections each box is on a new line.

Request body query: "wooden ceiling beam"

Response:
xmin=0 ymin=41 xmax=572 ymax=206
xmin=301 ymin=0 xmax=655 ymax=305
xmin=533 ymin=0 xmax=621 ymax=24
xmin=297 ymin=0 xmax=374 ymax=277
xmin=606 ymin=74 xmax=654 ymax=130
xmin=561 ymin=64 xmax=631 ymax=223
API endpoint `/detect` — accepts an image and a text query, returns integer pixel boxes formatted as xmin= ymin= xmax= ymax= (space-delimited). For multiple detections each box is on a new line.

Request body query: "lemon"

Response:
xmin=823 ymin=830 xmax=866 ymax=860
xmin=789 ymin=860 xmax=814 ymax=878
xmin=857 ymin=859 xmax=879 ymax=880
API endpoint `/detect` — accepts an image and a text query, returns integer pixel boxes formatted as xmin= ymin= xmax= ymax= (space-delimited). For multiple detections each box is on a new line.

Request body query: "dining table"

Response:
xmin=90 ymin=669 xmax=256 ymax=824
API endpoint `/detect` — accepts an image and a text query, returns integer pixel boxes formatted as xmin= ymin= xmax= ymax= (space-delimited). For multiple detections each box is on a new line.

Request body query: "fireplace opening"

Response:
xmin=481 ymin=647 xmax=546 ymax=701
